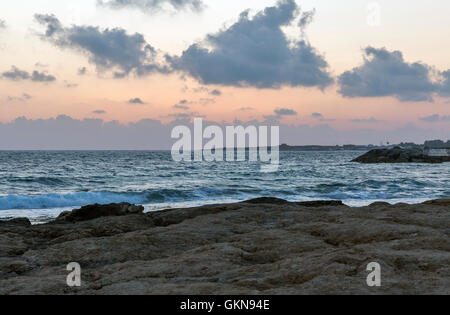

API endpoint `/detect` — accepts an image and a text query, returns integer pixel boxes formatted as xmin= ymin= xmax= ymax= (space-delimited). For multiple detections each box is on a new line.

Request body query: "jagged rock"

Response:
xmin=55 ymin=203 xmax=144 ymax=223
xmin=352 ymin=147 xmax=450 ymax=164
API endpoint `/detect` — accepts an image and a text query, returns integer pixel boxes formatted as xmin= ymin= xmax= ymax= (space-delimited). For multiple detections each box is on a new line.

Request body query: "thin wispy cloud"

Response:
xmin=7 ymin=93 xmax=32 ymax=102
xmin=97 ymin=0 xmax=204 ymax=13
xmin=420 ymin=114 xmax=450 ymax=122
xmin=92 ymin=110 xmax=107 ymax=115
xmin=64 ymin=81 xmax=78 ymax=88
xmin=78 ymin=67 xmax=87 ymax=76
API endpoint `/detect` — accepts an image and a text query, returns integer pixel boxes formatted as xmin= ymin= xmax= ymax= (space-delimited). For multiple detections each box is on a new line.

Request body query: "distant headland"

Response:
xmin=280 ymin=140 xmax=450 ymax=152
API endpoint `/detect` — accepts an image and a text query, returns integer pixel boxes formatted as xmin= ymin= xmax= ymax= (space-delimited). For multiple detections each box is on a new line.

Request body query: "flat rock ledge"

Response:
xmin=352 ymin=147 xmax=450 ymax=164
xmin=0 ymin=198 xmax=449 ymax=295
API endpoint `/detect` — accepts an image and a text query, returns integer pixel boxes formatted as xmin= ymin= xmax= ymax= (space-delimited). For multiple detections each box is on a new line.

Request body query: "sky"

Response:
xmin=0 ymin=0 xmax=449 ymax=148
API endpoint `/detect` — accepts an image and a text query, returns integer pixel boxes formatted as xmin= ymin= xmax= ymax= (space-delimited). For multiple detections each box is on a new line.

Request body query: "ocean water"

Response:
xmin=0 ymin=151 xmax=448 ymax=223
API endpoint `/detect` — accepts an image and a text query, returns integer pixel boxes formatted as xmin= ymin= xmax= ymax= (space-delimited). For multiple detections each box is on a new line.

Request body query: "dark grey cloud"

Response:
xmin=2 ymin=67 xmax=30 ymax=81
xmin=31 ymin=70 xmax=56 ymax=82
xmin=35 ymin=14 xmax=168 ymax=78
xmin=198 ymin=98 xmax=215 ymax=106
xmin=128 ymin=97 xmax=146 ymax=104
xmin=35 ymin=62 xmax=49 ymax=68
xmin=338 ymin=47 xmax=440 ymax=102
xmin=169 ymin=0 xmax=333 ymax=89
xmin=97 ymin=0 xmax=204 ymax=13
xmin=0 ymin=20 xmax=6 ymax=29
xmin=1 ymin=66 xmax=56 ymax=82
xmin=311 ymin=112 xmax=323 ymax=118
xmin=264 ymin=107 xmax=297 ymax=120
xmin=420 ymin=114 xmax=450 ymax=123
xmin=167 ymin=111 xmax=204 ymax=120
xmin=274 ymin=108 xmax=297 ymax=116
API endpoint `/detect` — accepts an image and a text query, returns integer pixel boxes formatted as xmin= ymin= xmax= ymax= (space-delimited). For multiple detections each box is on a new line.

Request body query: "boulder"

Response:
xmin=55 ymin=202 xmax=144 ymax=223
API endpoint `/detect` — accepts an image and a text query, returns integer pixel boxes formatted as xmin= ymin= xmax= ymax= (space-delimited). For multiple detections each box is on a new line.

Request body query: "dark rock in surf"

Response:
xmin=55 ymin=202 xmax=144 ymax=223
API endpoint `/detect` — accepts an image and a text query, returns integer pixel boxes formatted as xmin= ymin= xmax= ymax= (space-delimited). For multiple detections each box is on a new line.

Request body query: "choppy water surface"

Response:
xmin=0 ymin=151 xmax=448 ymax=222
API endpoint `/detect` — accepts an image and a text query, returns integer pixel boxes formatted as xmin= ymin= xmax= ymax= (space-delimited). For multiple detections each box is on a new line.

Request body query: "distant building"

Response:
xmin=425 ymin=148 xmax=450 ymax=157
xmin=424 ymin=140 xmax=450 ymax=157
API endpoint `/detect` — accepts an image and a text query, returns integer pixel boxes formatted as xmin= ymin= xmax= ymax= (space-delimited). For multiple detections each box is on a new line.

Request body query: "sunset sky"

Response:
xmin=0 ymin=0 xmax=449 ymax=147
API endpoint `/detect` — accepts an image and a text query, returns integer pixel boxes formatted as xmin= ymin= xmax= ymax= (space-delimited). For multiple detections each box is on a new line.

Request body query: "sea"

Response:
xmin=0 ymin=150 xmax=448 ymax=223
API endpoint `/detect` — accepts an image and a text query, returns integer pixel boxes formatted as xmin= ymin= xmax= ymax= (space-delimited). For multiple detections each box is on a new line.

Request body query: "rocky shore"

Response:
xmin=0 ymin=199 xmax=449 ymax=295
xmin=352 ymin=147 xmax=450 ymax=164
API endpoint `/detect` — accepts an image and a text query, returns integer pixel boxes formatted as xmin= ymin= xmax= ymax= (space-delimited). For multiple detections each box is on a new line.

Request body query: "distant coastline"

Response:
xmin=280 ymin=139 xmax=450 ymax=151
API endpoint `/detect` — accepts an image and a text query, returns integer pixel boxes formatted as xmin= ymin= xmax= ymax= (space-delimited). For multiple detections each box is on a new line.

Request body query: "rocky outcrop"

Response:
xmin=55 ymin=202 xmax=144 ymax=223
xmin=0 ymin=199 xmax=449 ymax=295
xmin=352 ymin=147 xmax=450 ymax=164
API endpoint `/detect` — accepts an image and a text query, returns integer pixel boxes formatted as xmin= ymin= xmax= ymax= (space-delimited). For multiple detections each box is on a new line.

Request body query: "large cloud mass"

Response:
xmin=169 ymin=0 xmax=333 ymax=89
xmin=34 ymin=14 xmax=168 ymax=78
xmin=97 ymin=0 xmax=204 ymax=13
xmin=338 ymin=47 xmax=446 ymax=102
xmin=438 ymin=70 xmax=450 ymax=98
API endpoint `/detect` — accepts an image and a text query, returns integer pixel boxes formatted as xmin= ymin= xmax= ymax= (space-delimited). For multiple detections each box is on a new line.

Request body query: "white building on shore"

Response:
xmin=426 ymin=148 xmax=450 ymax=157
xmin=424 ymin=140 xmax=450 ymax=157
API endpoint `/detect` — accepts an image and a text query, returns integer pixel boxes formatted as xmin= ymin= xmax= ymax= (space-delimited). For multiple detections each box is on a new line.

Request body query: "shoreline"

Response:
xmin=0 ymin=196 xmax=436 ymax=225
xmin=1 ymin=198 xmax=449 ymax=294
